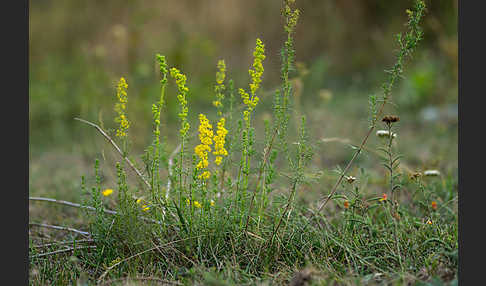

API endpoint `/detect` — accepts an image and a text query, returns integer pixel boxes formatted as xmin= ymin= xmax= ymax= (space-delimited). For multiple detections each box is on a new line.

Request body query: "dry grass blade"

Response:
xmin=30 ymin=246 xmax=97 ymax=259
xmin=31 ymin=239 xmax=94 ymax=248
xmin=29 ymin=196 xmax=162 ymax=224
xmin=97 ymin=236 xmax=201 ymax=283
xmin=99 ymin=277 xmax=183 ymax=286
xmin=244 ymin=128 xmax=278 ymax=232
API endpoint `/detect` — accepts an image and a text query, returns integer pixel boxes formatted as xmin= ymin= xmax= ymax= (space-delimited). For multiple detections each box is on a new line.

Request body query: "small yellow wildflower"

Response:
xmin=210 ymin=200 xmax=215 ymax=207
xmin=426 ymin=219 xmax=432 ymax=225
xmin=142 ymin=205 xmax=150 ymax=212
xmin=102 ymin=189 xmax=114 ymax=197
xmin=193 ymin=201 xmax=202 ymax=209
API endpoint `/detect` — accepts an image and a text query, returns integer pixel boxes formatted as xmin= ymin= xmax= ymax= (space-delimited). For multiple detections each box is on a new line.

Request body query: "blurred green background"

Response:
xmin=29 ymin=0 xmax=457 ymax=199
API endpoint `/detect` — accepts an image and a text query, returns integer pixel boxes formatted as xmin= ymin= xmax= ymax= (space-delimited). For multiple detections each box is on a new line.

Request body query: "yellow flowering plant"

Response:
xmin=114 ymin=77 xmax=130 ymax=154
xmin=68 ymin=2 xmax=446 ymax=283
xmin=195 ymin=114 xmax=214 ymax=180
xmin=213 ymin=60 xmax=226 ymax=116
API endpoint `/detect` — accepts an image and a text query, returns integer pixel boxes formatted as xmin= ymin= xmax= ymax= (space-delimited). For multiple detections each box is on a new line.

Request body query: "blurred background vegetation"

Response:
xmin=29 ymin=0 xmax=457 ymax=200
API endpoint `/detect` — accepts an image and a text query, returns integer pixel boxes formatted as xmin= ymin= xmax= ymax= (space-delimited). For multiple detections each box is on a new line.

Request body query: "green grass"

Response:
xmin=29 ymin=1 xmax=457 ymax=285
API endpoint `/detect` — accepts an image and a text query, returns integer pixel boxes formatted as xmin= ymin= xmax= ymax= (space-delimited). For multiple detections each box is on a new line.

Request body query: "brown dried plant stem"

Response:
xmin=29 ymin=222 xmax=91 ymax=237
xmin=312 ymin=0 xmax=425 ymax=219
xmin=74 ymin=117 xmax=151 ymax=190
xmin=312 ymin=99 xmax=388 ymax=218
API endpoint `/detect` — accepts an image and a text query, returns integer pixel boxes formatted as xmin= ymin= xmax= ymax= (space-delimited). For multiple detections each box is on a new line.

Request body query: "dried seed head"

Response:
xmin=343 ymin=201 xmax=350 ymax=209
xmin=410 ymin=172 xmax=422 ymax=180
xmin=382 ymin=115 xmax=400 ymax=125
xmin=393 ymin=212 xmax=400 ymax=220
xmin=345 ymin=176 xmax=356 ymax=184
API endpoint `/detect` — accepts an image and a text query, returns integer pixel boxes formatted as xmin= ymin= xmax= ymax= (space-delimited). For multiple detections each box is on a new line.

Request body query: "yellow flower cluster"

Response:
xmin=186 ymin=198 xmax=202 ymax=209
xmin=249 ymin=38 xmax=265 ymax=97
xmin=136 ymin=198 xmax=151 ymax=211
xmin=239 ymin=89 xmax=260 ymax=123
xmin=213 ymin=117 xmax=228 ymax=165
xmin=114 ymin=77 xmax=130 ymax=138
xmin=283 ymin=1 xmax=300 ymax=34
xmin=195 ymin=114 xmax=213 ymax=180
xmin=170 ymin=67 xmax=190 ymax=137
xmin=239 ymin=39 xmax=266 ymax=125
xmin=213 ymin=60 xmax=226 ymax=116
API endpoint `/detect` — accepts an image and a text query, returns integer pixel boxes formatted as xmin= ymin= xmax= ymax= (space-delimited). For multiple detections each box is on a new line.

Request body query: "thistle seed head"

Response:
xmin=382 ymin=115 xmax=400 ymax=125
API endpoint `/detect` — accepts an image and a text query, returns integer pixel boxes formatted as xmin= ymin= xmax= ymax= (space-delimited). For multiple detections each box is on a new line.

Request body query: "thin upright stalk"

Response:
xmin=244 ymin=128 xmax=278 ymax=232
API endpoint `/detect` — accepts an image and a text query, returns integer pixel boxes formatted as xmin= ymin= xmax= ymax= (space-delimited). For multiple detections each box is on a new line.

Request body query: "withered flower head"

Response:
xmin=345 ymin=176 xmax=356 ymax=184
xmin=343 ymin=201 xmax=350 ymax=209
xmin=393 ymin=212 xmax=400 ymax=220
xmin=431 ymin=201 xmax=438 ymax=210
xmin=382 ymin=115 xmax=400 ymax=125
xmin=410 ymin=172 xmax=422 ymax=180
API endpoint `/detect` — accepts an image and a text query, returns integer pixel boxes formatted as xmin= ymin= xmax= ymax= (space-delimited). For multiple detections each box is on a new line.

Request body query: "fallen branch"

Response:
xmin=29 ymin=223 xmax=91 ymax=237
xmin=74 ymin=117 xmax=151 ymax=190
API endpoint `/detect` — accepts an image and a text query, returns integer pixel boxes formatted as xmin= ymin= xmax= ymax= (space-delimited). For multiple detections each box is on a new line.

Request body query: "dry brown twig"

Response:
xmin=29 ymin=222 xmax=91 ymax=237
xmin=74 ymin=117 xmax=151 ymax=190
